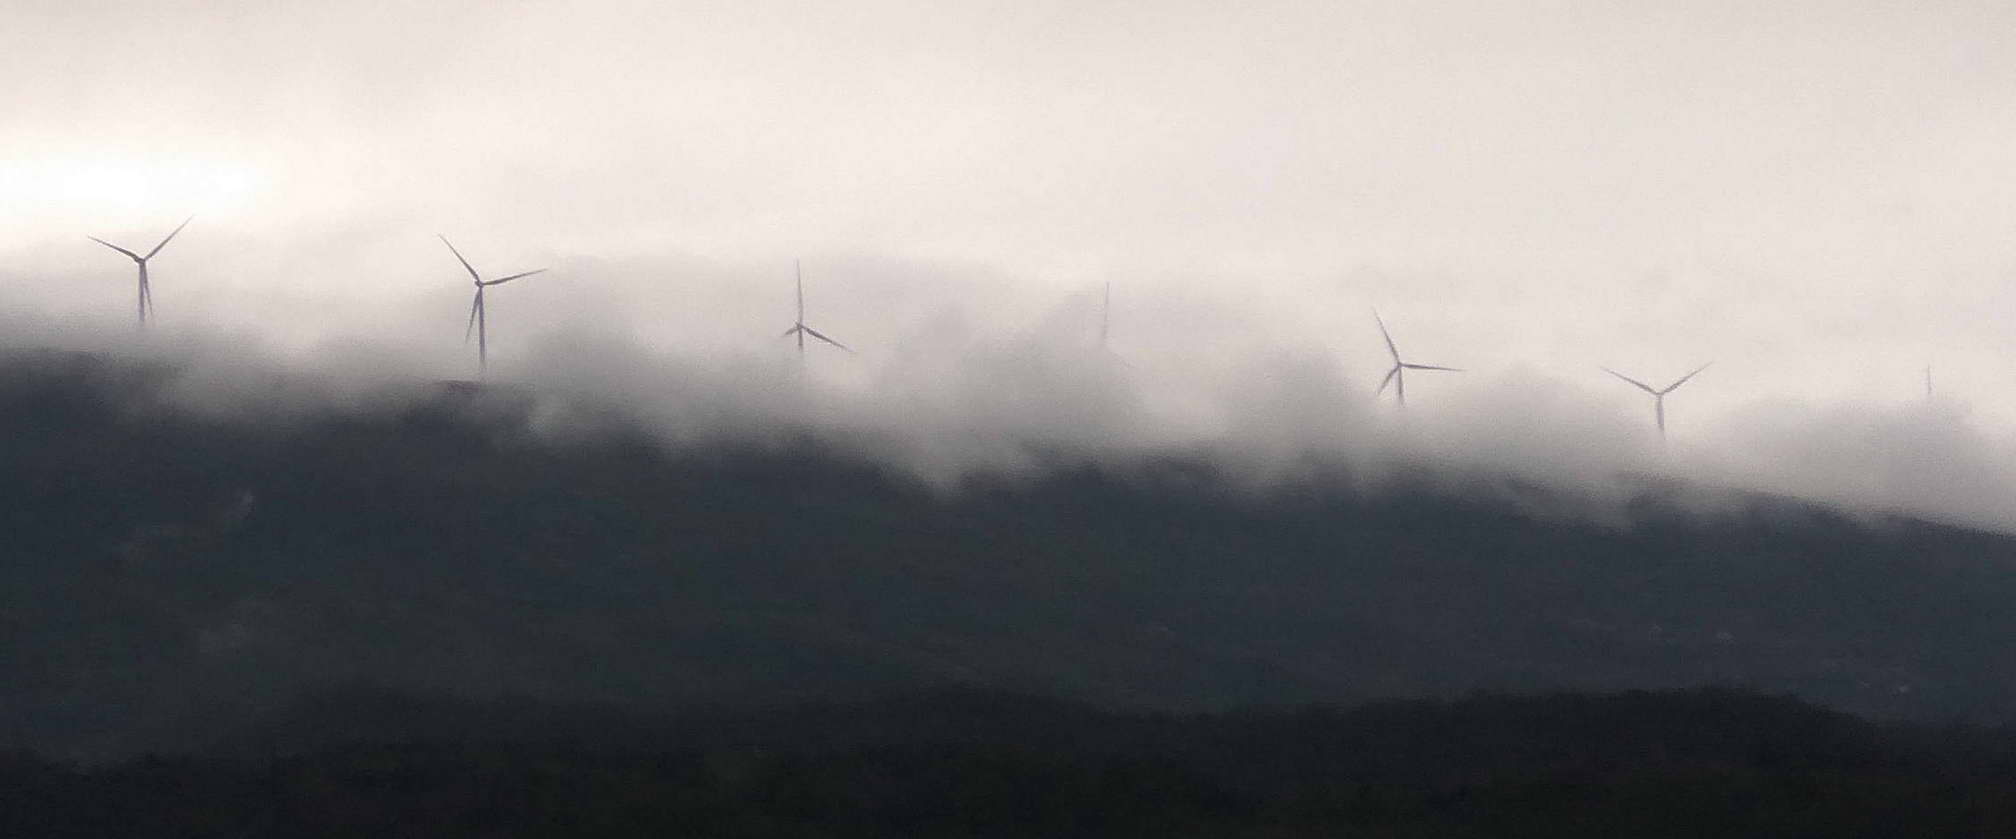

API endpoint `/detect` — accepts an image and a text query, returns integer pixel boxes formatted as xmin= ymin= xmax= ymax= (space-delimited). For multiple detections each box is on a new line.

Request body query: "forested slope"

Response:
xmin=4 ymin=349 xmax=2014 ymax=761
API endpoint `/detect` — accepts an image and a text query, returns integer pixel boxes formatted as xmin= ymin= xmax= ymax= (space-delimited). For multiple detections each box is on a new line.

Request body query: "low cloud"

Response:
xmin=7 ymin=244 xmax=2016 ymax=536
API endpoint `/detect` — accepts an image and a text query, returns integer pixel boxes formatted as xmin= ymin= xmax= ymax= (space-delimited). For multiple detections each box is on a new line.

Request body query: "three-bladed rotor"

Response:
xmin=1602 ymin=362 xmax=1711 ymax=437
xmin=88 ymin=215 xmax=192 ymax=328
xmin=441 ymin=235 xmax=547 ymax=377
xmin=782 ymin=259 xmax=851 ymax=358
xmin=1372 ymin=309 xmax=1462 ymax=408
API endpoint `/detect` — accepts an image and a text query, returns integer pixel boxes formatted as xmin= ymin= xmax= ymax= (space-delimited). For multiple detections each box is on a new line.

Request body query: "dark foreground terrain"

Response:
xmin=6 ymin=687 xmax=2015 ymax=837
xmin=5 ymin=348 xmax=2016 ymax=764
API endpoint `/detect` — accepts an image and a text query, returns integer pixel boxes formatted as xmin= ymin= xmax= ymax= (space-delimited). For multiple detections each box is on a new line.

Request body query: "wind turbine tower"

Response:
xmin=1100 ymin=280 xmax=1111 ymax=348
xmin=1372 ymin=310 xmax=1461 ymax=407
xmin=88 ymin=216 xmax=192 ymax=329
xmin=440 ymin=235 xmax=546 ymax=377
xmin=1602 ymin=363 xmax=1712 ymax=438
xmin=781 ymin=260 xmax=851 ymax=360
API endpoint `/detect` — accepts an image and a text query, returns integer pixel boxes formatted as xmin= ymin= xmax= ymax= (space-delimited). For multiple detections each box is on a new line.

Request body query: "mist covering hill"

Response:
xmin=5 ymin=348 xmax=2016 ymax=762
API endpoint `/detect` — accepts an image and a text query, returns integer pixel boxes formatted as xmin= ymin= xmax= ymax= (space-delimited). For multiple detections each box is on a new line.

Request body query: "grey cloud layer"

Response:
xmin=5 ymin=2 xmax=2016 ymax=529
xmin=7 ymin=245 xmax=2015 ymax=538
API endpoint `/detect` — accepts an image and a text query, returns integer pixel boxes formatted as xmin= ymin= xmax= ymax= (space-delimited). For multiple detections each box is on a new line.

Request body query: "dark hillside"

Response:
xmin=7 ymin=688 xmax=2016 ymax=837
xmin=4 ymin=349 xmax=2015 ymax=761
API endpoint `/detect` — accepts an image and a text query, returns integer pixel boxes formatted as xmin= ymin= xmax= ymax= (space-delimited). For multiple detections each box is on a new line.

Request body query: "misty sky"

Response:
xmin=6 ymin=1 xmax=2016 ymax=524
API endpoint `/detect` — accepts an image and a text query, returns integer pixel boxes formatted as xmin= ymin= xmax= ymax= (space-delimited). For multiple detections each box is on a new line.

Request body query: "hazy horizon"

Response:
xmin=5 ymin=1 xmax=2016 ymax=528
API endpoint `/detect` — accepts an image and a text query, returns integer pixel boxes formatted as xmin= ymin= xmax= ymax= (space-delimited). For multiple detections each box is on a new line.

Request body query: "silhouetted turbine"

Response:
xmin=1372 ymin=310 xmax=1461 ymax=407
xmin=781 ymin=260 xmax=851 ymax=360
xmin=1602 ymin=362 xmax=1711 ymax=438
xmin=88 ymin=215 xmax=192 ymax=329
xmin=440 ymin=235 xmax=546 ymax=377
xmin=1100 ymin=280 xmax=1111 ymax=348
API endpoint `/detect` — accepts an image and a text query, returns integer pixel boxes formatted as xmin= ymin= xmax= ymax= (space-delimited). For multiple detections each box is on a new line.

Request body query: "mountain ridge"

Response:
xmin=4 ymin=347 xmax=2015 ymax=762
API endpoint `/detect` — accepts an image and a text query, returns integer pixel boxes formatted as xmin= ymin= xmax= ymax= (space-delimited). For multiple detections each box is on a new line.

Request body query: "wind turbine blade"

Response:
xmin=88 ymin=237 xmax=142 ymax=261
xmin=144 ymin=215 xmax=193 ymax=259
xmin=438 ymin=235 xmax=481 ymax=281
xmin=782 ymin=324 xmax=803 ymax=338
xmin=1602 ymin=367 xmax=1658 ymax=394
xmin=1402 ymin=363 xmax=1461 ymax=372
xmin=1376 ymin=366 xmax=1399 ymax=396
xmin=141 ymin=276 xmax=154 ymax=317
xmin=465 ymin=291 xmax=481 ymax=344
xmin=485 ymin=268 xmax=547 ymax=286
xmin=1660 ymin=362 xmax=1713 ymax=394
xmin=801 ymin=326 xmax=852 ymax=352
xmin=1372 ymin=309 xmax=1400 ymax=363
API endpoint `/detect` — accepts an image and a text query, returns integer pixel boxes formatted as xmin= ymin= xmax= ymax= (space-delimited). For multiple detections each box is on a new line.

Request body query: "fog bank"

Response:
xmin=6 ymin=253 xmax=2014 ymax=537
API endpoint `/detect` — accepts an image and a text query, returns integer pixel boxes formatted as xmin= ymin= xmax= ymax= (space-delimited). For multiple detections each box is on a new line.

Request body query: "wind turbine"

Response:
xmin=1372 ymin=310 xmax=1461 ymax=407
xmin=1602 ymin=362 xmax=1711 ymax=438
xmin=88 ymin=215 xmax=192 ymax=328
xmin=781 ymin=259 xmax=851 ymax=359
xmin=440 ymin=235 xmax=546 ymax=376
xmin=1100 ymin=280 xmax=1111 ymax=348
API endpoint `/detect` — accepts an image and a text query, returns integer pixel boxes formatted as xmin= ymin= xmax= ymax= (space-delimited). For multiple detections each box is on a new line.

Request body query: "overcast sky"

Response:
xmin=5 ymin=1 xmax=2016 ymax=521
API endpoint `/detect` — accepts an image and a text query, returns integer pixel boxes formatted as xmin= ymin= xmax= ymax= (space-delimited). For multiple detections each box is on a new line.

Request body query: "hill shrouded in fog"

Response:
xmin=5 ymin=348 xmax=2016 ymax=762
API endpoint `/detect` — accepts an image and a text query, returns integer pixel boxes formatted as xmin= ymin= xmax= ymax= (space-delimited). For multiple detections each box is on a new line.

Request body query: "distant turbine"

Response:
xmin=440 ymin=235 xmax=546 ymax=377
xmin=1100 ymin=280 xmax=1111 ymax=348
xmin=88 ymin=215 xmax=192 ymax=329
xmin=1602 ymin=362 xmax=1712 ymax=438
xmin=1925 ymin=365 xmax=1933 ymax=403
xmin=1372 ymin=310 xmax=1461 ymax=407
xmin=781 ymin=260 xmax=851 ymax=359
